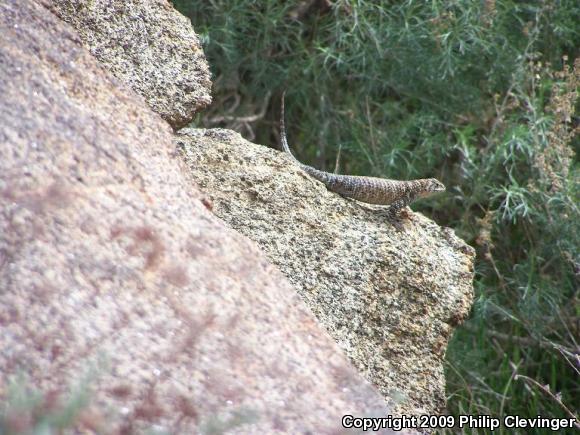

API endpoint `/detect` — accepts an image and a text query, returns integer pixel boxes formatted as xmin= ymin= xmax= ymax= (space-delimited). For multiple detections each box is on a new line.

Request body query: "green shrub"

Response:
xmin=1 ymin=373 xmax=95 ymax=434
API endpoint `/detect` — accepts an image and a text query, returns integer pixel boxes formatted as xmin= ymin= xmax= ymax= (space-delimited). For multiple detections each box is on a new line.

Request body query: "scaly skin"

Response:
xmin=280 ymin=95 xmax=445 ymax=216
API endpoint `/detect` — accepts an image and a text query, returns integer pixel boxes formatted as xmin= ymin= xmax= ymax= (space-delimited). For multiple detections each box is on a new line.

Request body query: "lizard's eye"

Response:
xmin=430 ymin=179 xmax=445 ymax=192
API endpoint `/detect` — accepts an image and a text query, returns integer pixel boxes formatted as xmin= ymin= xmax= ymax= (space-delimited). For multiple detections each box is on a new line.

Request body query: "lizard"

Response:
xmin=279 ymin=94 xmax=446 ymax=217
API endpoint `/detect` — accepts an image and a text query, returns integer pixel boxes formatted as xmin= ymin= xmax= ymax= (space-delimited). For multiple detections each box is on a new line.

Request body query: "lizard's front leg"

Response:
xmin=387 ymin=194 xmax=415 ymax=219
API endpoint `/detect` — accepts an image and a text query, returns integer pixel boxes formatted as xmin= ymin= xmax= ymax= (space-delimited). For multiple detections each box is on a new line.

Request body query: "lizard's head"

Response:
xmin=419 ymin=178 xmax=446 ymax=197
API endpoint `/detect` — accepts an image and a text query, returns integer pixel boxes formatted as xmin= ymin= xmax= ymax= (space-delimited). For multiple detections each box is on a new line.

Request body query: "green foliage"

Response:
xmin=1 ymin=373 xmax=95 ymax=434
xmin=173 ymin=0 xmax=580 ymax=429
xmin=199 ymin=408 xmax=259 ymax=435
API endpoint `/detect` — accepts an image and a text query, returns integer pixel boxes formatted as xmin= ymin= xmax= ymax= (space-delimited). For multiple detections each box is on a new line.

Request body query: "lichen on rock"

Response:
xmin=46 ymin=0 xmax=212 ymax=129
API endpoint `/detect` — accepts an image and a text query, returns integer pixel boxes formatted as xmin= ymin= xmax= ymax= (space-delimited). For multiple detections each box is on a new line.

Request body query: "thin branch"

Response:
xmin=499 ymin=360 xmax=522 ymax=422
xmin=209 ymin=91 xmax=271 ymax=124
xmin=333 ymin=143 xmax=342 ymax=174
xmin=463 ymin=324 xmax=577 ymax=358
xmin=515 ymin=374 xmax=580 ymax=426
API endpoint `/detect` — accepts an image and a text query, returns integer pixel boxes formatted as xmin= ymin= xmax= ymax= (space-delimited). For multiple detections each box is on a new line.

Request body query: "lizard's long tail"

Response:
xmin=280 ymin=92 xmax=334 ymax=185
xmin=280 ymin=91 xmax=300 ymax=164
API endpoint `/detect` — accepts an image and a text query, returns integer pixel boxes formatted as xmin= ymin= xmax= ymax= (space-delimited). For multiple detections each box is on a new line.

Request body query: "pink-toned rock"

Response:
xmin=0 ymin=2 xmax=393 ymax=433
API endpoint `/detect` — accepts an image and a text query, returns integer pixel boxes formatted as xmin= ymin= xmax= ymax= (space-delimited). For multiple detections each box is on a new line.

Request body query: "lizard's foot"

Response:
xmin=386 ymin=207 xmax=413 ymax=231
xmin=386 ymin=205 xmax=411 ymax=219
xmin=399 ymin=207 xmax=413 ymax=220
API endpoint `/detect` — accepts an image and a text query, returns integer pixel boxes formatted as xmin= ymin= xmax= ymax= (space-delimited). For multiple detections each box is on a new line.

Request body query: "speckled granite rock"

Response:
xmin=45 ymin=0 xmax=211 ymax=129
xmin=0 ymin=2 xmax=395 ymax=433
xmin=177 ymin=128 xmax=475 ymax=416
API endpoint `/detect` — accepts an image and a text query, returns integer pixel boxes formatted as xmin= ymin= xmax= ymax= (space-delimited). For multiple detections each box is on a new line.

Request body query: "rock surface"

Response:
xmin=177 ymin=128 xmax=475 ymax=416
xmin=45 ymin=0 xmax=212 ymax=129
xmin=0 ymin=2 xmax=393 ymax=433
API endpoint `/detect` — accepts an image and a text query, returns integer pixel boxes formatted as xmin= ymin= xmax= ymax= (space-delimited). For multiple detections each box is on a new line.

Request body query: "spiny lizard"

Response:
xmin=280 ymin=95 xmax=445 ymax=217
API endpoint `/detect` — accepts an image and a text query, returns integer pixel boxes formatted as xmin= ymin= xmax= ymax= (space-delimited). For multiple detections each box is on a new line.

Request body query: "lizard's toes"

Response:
xmin=399 ymin=207 xmax=413 ymax=220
